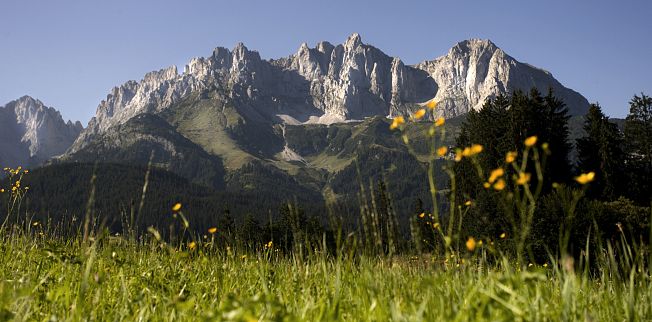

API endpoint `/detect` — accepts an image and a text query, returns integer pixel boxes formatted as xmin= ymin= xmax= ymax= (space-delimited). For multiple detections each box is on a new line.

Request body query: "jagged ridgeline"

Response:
xmin=2 ymin=34 xmax=591 ymax=229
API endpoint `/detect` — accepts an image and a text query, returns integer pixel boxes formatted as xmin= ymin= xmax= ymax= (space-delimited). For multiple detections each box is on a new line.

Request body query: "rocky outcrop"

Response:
xmin=0 ymin=96 xmax=82 ymax=167
xmin=69 ymin=34 xmax=588 ymax=152
xmin=416 ymin=39 xmax=589 ymax=118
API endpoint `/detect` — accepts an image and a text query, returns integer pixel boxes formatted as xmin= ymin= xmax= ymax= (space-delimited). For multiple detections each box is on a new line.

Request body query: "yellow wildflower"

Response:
xmin=493 ymin=179 xmax=506 ymax=191
xmin=172 ymin=203 xmax=182 ymax=212
xmin=389 ymin=116 xmax=405 ymax=130
xmin=436 ymin=146 xmax=448 ymax=157
xmin=461 ymin=147 xmax=472 ymax=157
xmin=413 ymin=109 xmax=426 ymax=120
xmin=433 ymin=222 xmax=440 ymax=229
xmin=418 ymin=212 xmax=425 ymax=218
xmin=424 ymin=98 xmax=437 ymax=109
xmin=454 ymin=148 xmax=463 ymax=162
xmin=488 ymin=168 xmax=504 ymax=184
xmin=575 ymin=171 xmax=595 ymax=185
xmin=241 ymin=255 xmax=247 ymax=260
xmin=515 ymin=172 xmax=531 ymax=185
xmin=575 ymin=171 xmax=595 ymax=184
xmin=483 ymin=182 xmax=491 ymax=189
xmin=464 ymin=200 xmax=472 ymax=206
xmin=500 ymin=232 xmax=506 ymax=239
xmin=466 ymin=237 xmax=476 ymax=251
xmin=435 ymin=117 xmax=445 ymax=127
xmin=505 ymin=151 xmax=517 ymax=164
xmin=188 ymin=241 xmax=197 ymax=250
xmin=0 ymin=189 xmax=4 ymax=193
xmin=208 ymin=227 xmax=217 ymax=234
xmin=524 ymin=136 xmax=538 ymax=147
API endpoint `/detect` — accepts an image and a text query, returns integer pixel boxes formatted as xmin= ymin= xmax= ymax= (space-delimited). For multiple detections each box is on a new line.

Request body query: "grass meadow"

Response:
xmin=1 ymin=111 xmax=651 ymax=321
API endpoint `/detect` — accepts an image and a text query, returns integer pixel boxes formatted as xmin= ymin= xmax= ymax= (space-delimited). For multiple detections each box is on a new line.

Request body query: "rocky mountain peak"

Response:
xmin=345 ymin=32 xmax=363 ymax=49
xmin=0 ymin=96 xmax=82 ymax=167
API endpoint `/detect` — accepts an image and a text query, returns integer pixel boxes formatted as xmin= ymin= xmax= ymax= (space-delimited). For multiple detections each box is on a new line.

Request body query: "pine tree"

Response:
xmin=576 ymin=104 xmax=626 ymax=200
xmin=623 ymin=93 xmax=652 ymax=204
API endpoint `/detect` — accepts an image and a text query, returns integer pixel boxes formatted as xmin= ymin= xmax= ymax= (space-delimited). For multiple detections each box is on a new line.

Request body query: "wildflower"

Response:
xmin=541 ymin=142 xmax=549 ymax=151
xmin=493 ymin=178 xmax=506 ymax=191
xmin=172 ymin=203 xmax=182 ymax=212
xmin=461 ymin=147 xmax=472 ymax=157
xmin=524 ymin=136 xmax=538 ymax=147
xmin=389 ymin=116 xmax=405 ymax=130
xmin=515 ymin=172 xmax=531 ymax=185
xmin=483 ymin=182 xmax=491 ymax=189
xmin=421 ymin=98 xmax=437 ymax=110
xmin=436 ymin=146 xmax=448 ymax=157
xmin=528 ymin=263 xmax=533 ymax=268
xmin=418 ymin=212 xmax=425 ymax=218
xmin=433 ymin=222 xmax=440 ymax=229
xmin=488 ymin=168 xmax=504 ymax=184
xmin=500 ymin=232 xmax=506 ymax=239
xmin=466 ymin=237 xmax=476 ymax=251
xmin=265 ymin=241 xmax=273 ymax=249
xmin=454 ymin=148 xmax=463 ymax=162
xmin=478 ymin=240 xmax=483 ymax=246
xmin=24 ymin=170 xmax=29 ymax=174
xmin=32 ymin=221 xmax=39 ymax=226
xmin=208 ymin=227 xmax=217 ymax=234
xmin=575 ymin=172 xmax=595 ymax=185
xmin=505 ymin=151 xmax=517 ymax=163
xmin=0 ymin=189 xmax=4 ymax=193
xmin=543 ymin=263 xmax=548 ymax=268
xmin=241 ymin=255 xmax=247 ymax=260
xmin=464 ymin=200 xmax=472 ymax=206
xmin=435 ymin=117 xmax=445 ymax=127
xmin=413 ymin=109 xmax=426 ymax=120
xmin=188 ymin=241 xmax=197 ymax=250
xmin=462 ymin=144 xmax=483 ymax=157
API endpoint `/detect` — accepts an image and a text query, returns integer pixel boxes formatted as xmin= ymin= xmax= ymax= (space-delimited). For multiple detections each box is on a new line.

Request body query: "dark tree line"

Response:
xmin=453 ymin=89 xmax=650 ymax=260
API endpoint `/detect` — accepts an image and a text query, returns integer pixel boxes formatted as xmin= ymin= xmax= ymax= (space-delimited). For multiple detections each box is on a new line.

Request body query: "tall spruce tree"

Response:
xmin=576 ymin=104 xmax=626 ymax=200
xmin=623 ymin=93 xmax=652 ymax=204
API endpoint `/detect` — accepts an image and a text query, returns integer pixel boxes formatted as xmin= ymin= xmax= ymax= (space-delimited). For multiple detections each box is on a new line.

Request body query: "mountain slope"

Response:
xmin=0 ymin=96 xmax=82 ymax=167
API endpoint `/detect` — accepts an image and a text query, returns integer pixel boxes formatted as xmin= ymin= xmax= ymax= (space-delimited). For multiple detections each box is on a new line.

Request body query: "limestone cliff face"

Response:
xmin=69 ymin=34 xmax=588 ymax=152
xmin=416 ymin=39 xmax=589 ymax=118
xmin=0 ymin=96 xmax=82 ymax=167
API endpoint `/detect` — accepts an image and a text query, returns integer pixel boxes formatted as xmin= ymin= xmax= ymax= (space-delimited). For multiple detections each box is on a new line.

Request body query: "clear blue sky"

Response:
xmin=1 ymin=0 xmax=650 ymax=122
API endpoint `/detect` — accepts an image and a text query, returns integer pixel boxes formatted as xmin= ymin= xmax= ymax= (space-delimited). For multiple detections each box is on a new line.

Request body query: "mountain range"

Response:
xmin=1 ymin=34 xmax=592 ymax=219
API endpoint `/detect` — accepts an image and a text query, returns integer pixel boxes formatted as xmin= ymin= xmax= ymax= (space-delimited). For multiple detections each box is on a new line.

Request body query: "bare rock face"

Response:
xmin=0 ymin=96 xmax=83 ymax=167
xmin=69 ymin=34 xmax=588 ymax=152
xmin=416 ymin=39 xmax=589 ymax=118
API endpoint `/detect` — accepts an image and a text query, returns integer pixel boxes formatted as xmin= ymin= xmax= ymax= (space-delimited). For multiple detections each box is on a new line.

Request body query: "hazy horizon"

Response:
xmin=1 ymin=0 xmax=650 ymax=123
